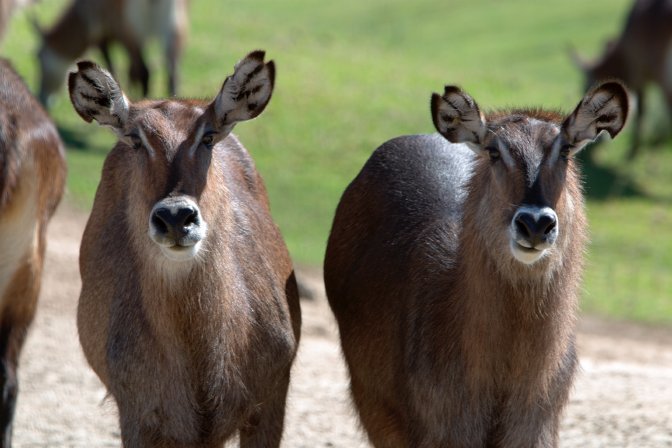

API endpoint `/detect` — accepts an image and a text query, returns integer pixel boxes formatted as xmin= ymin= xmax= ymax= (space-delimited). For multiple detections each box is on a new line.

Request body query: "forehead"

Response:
xmin=487 ymin=114 xmax=561 ymax=158
xmin=128 ymin=100 xmax=206 ymax=139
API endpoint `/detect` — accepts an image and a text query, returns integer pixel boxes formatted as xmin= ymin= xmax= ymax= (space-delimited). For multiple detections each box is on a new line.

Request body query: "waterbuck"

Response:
xmin=0 ymin=58 xmax=66 ymax=447
xmin=571 ymin=0 xmax=672 ymax=159
xmin=36 ymin=0 xmax=188 ymax=105
xmin=324 ymin=81 xmax=628 ymax=447
xmin=69 ymin=51 xmax=300 ymax=447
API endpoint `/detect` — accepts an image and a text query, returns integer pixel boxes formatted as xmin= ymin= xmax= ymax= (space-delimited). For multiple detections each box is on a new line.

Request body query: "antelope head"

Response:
xmin=68 ymin=51 xmax=275 ymax=263
xmin=431 ymin=81 xmax=628 ymax=266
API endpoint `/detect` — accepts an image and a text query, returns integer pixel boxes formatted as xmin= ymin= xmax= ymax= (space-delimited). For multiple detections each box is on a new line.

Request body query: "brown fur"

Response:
xmin=572 ymin=0 xmax=672 ymax=158
xmin=0 ymin=58 xmax=66 ymax=447
xmin=70 ymin=53 xmax=300 ymax=447
xmin=36 ymin=0 xmax=188 ymax=105
xmin=324 ymin=83 xmax=628 ymax=447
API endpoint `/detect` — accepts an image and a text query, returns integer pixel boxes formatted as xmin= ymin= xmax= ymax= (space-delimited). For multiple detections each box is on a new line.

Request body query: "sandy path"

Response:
xmin=11 ymin=204 xmax=672 ymax=447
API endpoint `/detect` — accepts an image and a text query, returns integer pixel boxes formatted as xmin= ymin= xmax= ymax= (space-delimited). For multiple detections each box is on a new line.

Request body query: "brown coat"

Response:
xmin=325 ymin=82 xmax=628 ymax=447
xmin=70 ymin=52 xmax=300 ymax=447
xmin=0 ymin=58 xmax=66 ymax=446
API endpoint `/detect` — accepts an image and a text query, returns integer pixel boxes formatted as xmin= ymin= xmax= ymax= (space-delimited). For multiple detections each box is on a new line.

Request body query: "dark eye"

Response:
xmin=127 ymin=134 xmax=142 ymax=150
xmin=485 ymin=146 xmax=500 ymax=161
xmin=559 ymin=144 xmax=572 ymax=159
xmin=201 ymin=131 xmax=217 ymax=149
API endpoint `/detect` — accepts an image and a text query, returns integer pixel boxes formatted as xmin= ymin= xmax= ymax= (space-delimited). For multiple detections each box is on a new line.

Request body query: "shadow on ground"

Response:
xmin=57 ymin=125 xmax=108 ymax=153
xmin=579 ymin=144 xmax=647 ymax=200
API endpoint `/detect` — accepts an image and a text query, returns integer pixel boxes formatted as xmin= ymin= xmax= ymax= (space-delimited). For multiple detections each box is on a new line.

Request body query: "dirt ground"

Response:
xmin=12 ymin=203 xmax=672 ymax=447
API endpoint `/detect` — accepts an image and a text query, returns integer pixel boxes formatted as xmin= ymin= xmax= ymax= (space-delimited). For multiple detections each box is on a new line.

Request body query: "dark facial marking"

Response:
xmin=490 ymin=116 xmax=562 ymax=208
xmin=81 ymin=92 xmax=112 ymax=108
xmin=79 ymin=72 xmax=106 ymax=95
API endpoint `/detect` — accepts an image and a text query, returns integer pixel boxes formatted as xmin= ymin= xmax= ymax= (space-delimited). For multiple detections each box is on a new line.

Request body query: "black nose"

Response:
xmin=514 ymin=210 xmax=557 ymax=246
xmin=152 ymin=206 xmax=199 ymax=238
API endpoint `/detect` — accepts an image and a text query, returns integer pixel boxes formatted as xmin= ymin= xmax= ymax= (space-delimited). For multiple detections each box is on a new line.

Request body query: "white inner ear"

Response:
xmin=565 ymin=90 xmax=626 ymax=146
xmin=215 ymin=55 xmax=263 ymax=116
xmin=214 ymin=58 xmax=273 ymax=128
xmin=108 ymin=95 xmax=130 ymax=133
xmin=567 ymin=135 xmax=595 ymax=156
xmin=435 ymin=98 xmax=460 ymax=135
xmin=437 ymin=93 xmax=486 ymax=144
xmin=214 ymin=75 xmax=237 ymax=120
xmin=72 ymin=66 xmax=129 ymax=129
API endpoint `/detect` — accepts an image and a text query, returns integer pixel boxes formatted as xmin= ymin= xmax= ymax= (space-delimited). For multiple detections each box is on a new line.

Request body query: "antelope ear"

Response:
xmin=561 ymin=80 xmax=629 ymax=152
xmin=212 ymin=50 xmax=275 ymax=135
xmin=68 ymin=60 xmax=129 ymax=129
xmin=431 ymin=85 xmax=486 ymax=149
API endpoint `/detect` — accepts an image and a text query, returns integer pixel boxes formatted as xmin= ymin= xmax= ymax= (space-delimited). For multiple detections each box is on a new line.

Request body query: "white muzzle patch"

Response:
xmin=509 ymin=205 xmax=559 ymax=265
xmin=148 ymin=197 xmax=207 ymax=262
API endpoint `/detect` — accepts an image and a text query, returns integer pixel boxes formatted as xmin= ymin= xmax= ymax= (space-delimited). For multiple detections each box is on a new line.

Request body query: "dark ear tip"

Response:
xmin=75 ymin=60 xmax=98 ymax=72
xmin=247 ymin=50 xmax=266 ymax=62
xmin=443 ymin=85 xmax=463 ymax=96
xmin=593 ymin=79 xmax=627 ymax=90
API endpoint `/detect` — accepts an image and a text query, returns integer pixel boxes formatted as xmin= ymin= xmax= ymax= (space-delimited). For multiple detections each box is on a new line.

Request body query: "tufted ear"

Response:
xmin=431 ymin=85 xmax=486 ymax=149
xmin=68 ymin=61 xmax=130 ymax=130
xmin=212 ymin=50 xmax=275 ymax=136
xmin=561 ymin=80 xmax=629 ymax=154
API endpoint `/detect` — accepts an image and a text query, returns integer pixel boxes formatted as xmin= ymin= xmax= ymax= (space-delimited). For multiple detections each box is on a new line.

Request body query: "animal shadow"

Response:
xmin=579 ymin=142 xmax=646 ymax=200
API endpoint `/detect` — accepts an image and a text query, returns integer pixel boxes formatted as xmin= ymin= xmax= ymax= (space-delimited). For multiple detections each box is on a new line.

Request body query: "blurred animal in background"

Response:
xmin=0 ymin=0 xmax=35 ymax=42
xmin=69 ymin=51 xmax=300 ymax=447
xmin=34 ymin=0 xmax=188 ymax=106
xmin=570 ymin=0 xmax=672 ymax=159
xmin=325 ymin=82 xmax=628 ymax=447
xmin=0 ymin=58 xmax=66 ymax=447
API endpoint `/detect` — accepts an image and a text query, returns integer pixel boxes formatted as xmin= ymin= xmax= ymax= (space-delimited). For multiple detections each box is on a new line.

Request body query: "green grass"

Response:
xmin=585 ymin=200 xmax=672 ymax=322
xmin=1 ymin=0 xmax=670 ymax=323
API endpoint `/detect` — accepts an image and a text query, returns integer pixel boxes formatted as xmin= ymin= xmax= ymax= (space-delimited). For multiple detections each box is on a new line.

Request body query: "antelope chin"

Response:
xmin=510 ymin=240 xmax=547 ymax=265
xmin=158 ymin=241 xmax=202 ymax=262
